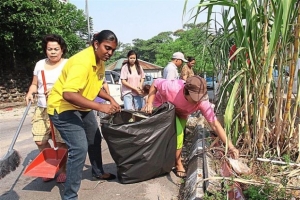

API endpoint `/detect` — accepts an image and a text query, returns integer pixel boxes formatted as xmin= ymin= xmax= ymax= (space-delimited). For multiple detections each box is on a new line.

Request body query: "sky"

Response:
xmin=68 ymin=0 xmax=222 ymax=44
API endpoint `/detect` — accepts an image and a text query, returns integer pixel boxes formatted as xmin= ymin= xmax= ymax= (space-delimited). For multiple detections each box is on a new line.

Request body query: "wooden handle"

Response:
xmin=41 ymin=70 xmax=57 ymax=148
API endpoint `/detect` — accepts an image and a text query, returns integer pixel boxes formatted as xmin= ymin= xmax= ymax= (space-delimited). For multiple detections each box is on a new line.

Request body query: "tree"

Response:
xmin=106 ymin=23 xmax=215 ymax=74
xmin=131 ymin=31 xmax=173 ymax=64
xmin=155 ymin=23 xmax=213 ymax=74
xmin=0 ymin=0 xmax=89 ymax=74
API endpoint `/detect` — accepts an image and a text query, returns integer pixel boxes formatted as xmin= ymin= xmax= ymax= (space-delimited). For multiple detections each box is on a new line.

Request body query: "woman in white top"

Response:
xmin=25 ymin=34 xmax=68 ymax=183
xmin=120 ymin=50 xmax=145 ymax=110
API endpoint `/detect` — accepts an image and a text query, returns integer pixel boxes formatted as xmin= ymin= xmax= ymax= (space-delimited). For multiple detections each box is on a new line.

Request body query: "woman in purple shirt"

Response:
xmin=94 ymin=80 xmax=110 ymax=120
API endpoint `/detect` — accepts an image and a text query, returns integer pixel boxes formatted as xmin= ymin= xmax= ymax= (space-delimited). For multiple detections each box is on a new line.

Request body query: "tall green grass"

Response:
xmin=185 ymin=0 xmax=300 ymax=160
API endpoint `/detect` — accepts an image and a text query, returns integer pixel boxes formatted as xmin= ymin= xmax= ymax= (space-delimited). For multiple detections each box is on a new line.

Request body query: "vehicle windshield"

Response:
xmin=146 ymin=75 xmax=152 ymax=81
xmin=105 ymin=73 xmax=112 ymax=84
xmin=206 ymin=77 xmax=213 ymax=81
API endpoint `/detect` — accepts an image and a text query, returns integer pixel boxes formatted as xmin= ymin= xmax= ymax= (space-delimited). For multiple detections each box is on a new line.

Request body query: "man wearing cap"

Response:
xmin=163 ymin=52 xmax=188 ymax=80
xmin=142 ymin=76 xmax=239 ymax=178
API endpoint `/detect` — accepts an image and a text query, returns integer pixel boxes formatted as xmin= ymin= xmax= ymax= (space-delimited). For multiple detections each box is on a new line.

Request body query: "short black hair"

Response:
xmin=187 ymin=56 xmax=195 ymax=62
xmin=41 ymin=34 xmax=68 ymax=56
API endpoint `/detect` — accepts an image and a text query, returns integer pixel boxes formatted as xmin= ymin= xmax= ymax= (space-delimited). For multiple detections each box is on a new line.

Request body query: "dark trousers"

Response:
xmin=49 ymin=110 xmax=103 ymax=200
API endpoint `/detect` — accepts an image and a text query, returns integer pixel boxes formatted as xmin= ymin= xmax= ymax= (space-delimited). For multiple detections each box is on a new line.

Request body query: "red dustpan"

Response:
xmin=24 ymin=70 xmax=67 ymax=178
xmin=23 ymin=145 xmax=67 ymax=178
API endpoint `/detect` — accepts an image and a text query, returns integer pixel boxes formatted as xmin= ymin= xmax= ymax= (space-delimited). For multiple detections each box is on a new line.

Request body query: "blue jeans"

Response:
xmin=49 ymin=110 xmax=104 ymax=200
xmin=123 ymin=93 xmax=143 ymax=110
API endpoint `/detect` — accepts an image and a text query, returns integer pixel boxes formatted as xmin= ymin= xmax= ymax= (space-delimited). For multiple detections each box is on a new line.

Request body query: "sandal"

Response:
xmin=172 ymin=168 xmax=187 ymax=178
xmin=42 ymin=177 xmax=54 ymax=182
xmin=56 ymin=173 xmax=66 ymax=183
xmin=92 ymin=173 xmax=116 ymax=181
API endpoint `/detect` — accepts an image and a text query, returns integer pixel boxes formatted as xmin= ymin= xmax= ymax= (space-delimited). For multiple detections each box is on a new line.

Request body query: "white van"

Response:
xmin=105 ymin=70 xmax=123 ymax=106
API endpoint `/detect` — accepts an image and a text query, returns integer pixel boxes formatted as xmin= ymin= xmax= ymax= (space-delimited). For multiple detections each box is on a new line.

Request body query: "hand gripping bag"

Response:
xmin=101 ymin=102 xmax=176 ymax=184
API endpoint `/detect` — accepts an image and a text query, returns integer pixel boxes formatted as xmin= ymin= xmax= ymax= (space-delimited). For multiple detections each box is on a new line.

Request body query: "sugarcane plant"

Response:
xmin=184 ymin=0 xmax=300 ymax=161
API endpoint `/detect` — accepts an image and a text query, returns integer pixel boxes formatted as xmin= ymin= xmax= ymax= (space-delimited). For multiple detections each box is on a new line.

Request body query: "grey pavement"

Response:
xmin=0 ymin=106 xmax=181 ymax=200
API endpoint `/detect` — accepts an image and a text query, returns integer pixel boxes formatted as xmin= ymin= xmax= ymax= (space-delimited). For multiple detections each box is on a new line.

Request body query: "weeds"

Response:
xmin=243 ymin=183 xmax=292 ymax=200
xmin=203 ymin=191 xmax=227 ymax=200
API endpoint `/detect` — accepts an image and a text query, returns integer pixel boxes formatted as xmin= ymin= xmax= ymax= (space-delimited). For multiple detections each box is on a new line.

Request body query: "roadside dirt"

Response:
xmin=0 ymin=104 xmax=35 ymax=121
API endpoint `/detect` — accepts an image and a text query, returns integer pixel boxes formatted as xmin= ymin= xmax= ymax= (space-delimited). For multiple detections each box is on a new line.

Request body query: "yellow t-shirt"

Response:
xmin=47 ymin=46 xmax=105 ymax=115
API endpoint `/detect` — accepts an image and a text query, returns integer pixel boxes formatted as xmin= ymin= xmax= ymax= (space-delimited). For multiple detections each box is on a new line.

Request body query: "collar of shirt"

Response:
xmin=87 ymin=46 xmax=102 ymax=70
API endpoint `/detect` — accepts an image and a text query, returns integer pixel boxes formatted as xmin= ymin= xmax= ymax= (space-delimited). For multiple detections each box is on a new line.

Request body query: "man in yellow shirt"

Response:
xmin=48 ymin=30 xmax=120 ymax=200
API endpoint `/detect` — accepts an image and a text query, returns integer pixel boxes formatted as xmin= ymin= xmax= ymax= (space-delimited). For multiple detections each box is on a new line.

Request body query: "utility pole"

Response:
xmin=85 ymin=0 xmax=91 ymax=43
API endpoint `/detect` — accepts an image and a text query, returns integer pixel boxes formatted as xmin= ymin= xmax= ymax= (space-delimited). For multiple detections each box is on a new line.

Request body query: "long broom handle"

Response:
xmin=7 ymin=100 xmax=32 ymax=152
xmin=41 ymin=70 xmax=58 ymax=149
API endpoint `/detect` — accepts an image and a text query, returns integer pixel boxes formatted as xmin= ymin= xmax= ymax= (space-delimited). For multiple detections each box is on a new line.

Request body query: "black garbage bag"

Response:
xmin=101 ymin=102 xmax=176 ymax=184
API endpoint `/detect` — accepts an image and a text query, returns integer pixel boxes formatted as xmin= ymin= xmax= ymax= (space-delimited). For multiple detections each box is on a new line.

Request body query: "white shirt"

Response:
xmin=33 ymin=59 xmax=68 ymax=107
xmin=163 ymin=62 xmax=178 ymax=80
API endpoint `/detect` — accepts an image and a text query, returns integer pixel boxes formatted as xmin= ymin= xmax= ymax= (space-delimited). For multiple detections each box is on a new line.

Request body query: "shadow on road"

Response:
xmin=0 ymin=190 xmax=19 ymax=200
xmin=0 ymin=149 xmax=40 ymax=200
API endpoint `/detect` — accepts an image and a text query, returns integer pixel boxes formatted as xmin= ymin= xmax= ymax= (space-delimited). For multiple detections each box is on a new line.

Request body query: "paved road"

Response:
xmin=0 ymin=106 xmax=181 ymax=200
